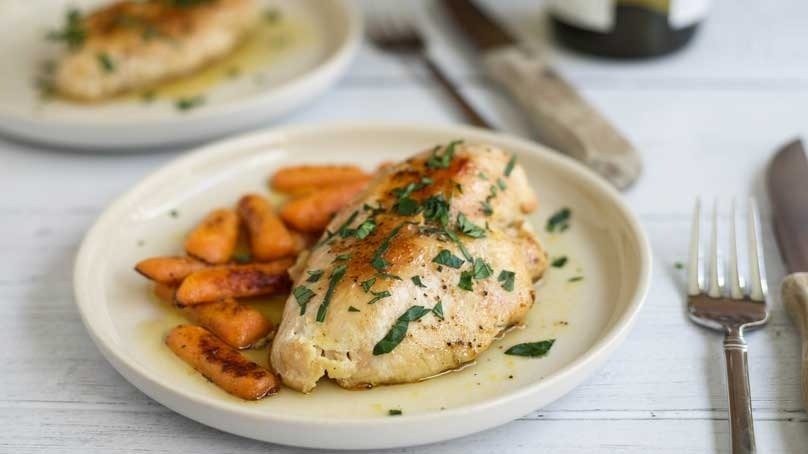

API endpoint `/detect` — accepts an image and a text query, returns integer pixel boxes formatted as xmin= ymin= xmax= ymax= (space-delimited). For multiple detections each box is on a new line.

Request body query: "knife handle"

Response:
xmin=482 ymin=47 xmax=641 ymax=189
xmin=783 ymin=272 xmax=808 ymax=412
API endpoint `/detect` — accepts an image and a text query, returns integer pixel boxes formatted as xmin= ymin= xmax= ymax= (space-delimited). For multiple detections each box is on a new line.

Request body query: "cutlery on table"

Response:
xmin=767 ymin=139 xmax=808 ymax=411
xmin=366 ymin=7 xmax=492 ymax=129
xmin=687 ymin=199 xmax=768 ymax=454
xmin=442 ymin=0 xmax=641 ymax=189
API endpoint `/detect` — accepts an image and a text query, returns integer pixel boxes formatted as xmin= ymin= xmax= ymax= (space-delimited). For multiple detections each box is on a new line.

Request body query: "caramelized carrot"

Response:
xmin=165 ymin=325 xmax=279 ymax=400
xmin=237 ymin=194 xmax=296 ymax=261
xmin=270 ymin=165 xmax=370 ymax=194
xmin=135 ymin=256 xmax=208 ymax=285
xmin=184 ymin=298 xmax=273 ymax=349
xmin=184 ymin=208 xmax=240 ymax=264
xmin=280 ymin=180 xmax=369 ymax=233
xmin=152 ymin=284 xmax=273 ymax=349
xmin=175 ymin=260 xmax=293 ymax=305
xmin=153 ymin=282 xmax=177 ymax=303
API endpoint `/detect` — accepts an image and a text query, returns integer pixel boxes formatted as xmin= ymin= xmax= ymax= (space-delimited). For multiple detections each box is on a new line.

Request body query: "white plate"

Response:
xmin=0 ymin=0 xmax=360 ymax=149
xmin=73 ymin=123 xmax=652 ymax=449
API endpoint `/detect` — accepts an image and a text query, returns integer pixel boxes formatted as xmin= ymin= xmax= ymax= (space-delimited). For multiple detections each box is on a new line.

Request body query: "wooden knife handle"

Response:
xmin=783 ymin=272 xmax=808 ymax=411
xmin=482 ymin=47 xmax=641 ymax=190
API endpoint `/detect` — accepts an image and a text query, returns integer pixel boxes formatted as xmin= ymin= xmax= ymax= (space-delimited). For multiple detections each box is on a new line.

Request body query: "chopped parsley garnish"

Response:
xmin=333 ymin=253 xmax=351 ymax=262
xmin=674 ymin=262 xmax=684 ymax=270
xmin=316 ymin=264 xmax=347 ymax=322
xmin=388 ymin=409 xmax=403 ymax=416
xmin=471 ymin=258 xmax=493 ymax=279
xmin=361 ymin=277 xmax=377 ymax=293
xmin=263 ymin=8 xmax=281 ymax=23
xmin=432 ymin=301 xmax=444 ymax=320
xmin=496 ymin=178 xmax=507 ymax=191
xmin=426 ymin=140 xmax=462 ymax=169
xmin=292 ymin=286 xmax=316 ymax=315
xmin=444 ymin=229 xmax=473 ymax=261
xmin=546 ymin=208 xmax=572 ymax=233
xmin=370 ymin=222 xmax=407 ymax=271
xmin=395 ymin=197 xmax=420 ymax=215
xmin=375 ymin=273 xmax=402 ymax=281
xmin=47 ymin=9 xmax=86 ymax=50
xmin=354 ymin=219 xmax=376 ymax=239
xmin=477 ymin=172 xmax=488 ymax=180
xmin=422 ymin=194 xmax=450 ymax=227
xmin=169 ymin=209 xmax=179 ymax=218
xmin=433 ymin=249 xmax=464 ymax=269
xmin=498 ymin=270 xmax=515 ymax=291
xmin=348 ymin=306 xmax=361 ymax=312
xmin=176 ymin=95 xmax=205 ymax=111
xmin=141 ymin=90 xmax=156 ymax=103
xmin=568 ymin=276 xmax=584 ymax=282
xmin=368 ymin=290 xmax=392 ymax=305
xmin=551 ymin=256 xmax=568 ymax=268
xmin=232 ymin=252 xmax=252 ymax=264
xmin=480 ymin=201 xmax=493 ymax=217
xmin=457 ymin=213 xmax=486 ymax=238
xmin=504 ymin=154 xmax=517 ymax=177
xmin=411 ymin=275 xmax=426 ymax=288
xmin=505 ymin=339 xmax=555 ymax=357
xmin=373 ymin=305 xmax=432 ymax=355
xmin=336 ymin=211 xmax=359 ymax=238
xmin=458 ymin=270 xmax=474 ymax=291
xmin=97 ymin=53 xmax=115 ymax=73
xmin=306 ymin=269 xmax=324 ymax=282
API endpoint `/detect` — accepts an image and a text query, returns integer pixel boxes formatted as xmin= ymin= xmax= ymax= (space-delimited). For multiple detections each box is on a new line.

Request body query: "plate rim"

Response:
xmin=0 ymin=0 xmax=362 ymax=147
xmin=73 ymin=122 xmax=653 ymax=447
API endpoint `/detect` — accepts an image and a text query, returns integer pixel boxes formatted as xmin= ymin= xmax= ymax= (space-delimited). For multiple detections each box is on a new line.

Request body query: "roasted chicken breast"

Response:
xmin=51 ymin=0 xmax=257 ymax=101
xmin=270 ymin=143 xmax=547 ymax=392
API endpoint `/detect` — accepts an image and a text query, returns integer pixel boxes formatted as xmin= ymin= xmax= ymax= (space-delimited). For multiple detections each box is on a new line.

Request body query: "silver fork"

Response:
xmin=365 ymin=6 xmax=492 ymax=128
xmin=687 ymin=199 xmax=769 ymax=454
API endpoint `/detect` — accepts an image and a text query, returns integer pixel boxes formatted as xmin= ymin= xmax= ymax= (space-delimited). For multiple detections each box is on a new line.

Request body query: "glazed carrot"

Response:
xmin=153 ymin=282 xmax=177 ymax=303
xmin=280 ymin=180 xmax=370 ymax=233
xmin=175 ymin=260 xmax=293 ymax=305
xmin=290 ymin=229 xmax=317 ymax=253
xmin=135 ymin=256 xmax=208 ymax=285
xmin=184 ymin=208 xmax=240 ymax=264
xmin=152 ymin=284 xmax=272 ymax=349
xmin=165 ymin=325 xmax=279 ymax=400
xmin=269 ymin=165 xmax=370 ymax=194
xmin=183 ymin=298 xmax=273 ymax=349
xmin=237 ymin=194 xmax=296 ymax=261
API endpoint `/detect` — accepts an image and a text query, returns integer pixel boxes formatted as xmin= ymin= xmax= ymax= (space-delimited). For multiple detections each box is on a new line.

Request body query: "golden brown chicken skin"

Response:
xmin=51 ymin=0 xmax=257 ymax=101
xmin=270 ymin=143 xmax=547 ymax=392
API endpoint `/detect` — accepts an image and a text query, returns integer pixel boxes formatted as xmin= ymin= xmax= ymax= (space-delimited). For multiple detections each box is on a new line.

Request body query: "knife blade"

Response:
xmin=442 ymin=0 xmax=641 ymax=189
xmin=767 ymin=138 xmax=808 ymax=413
xmin=768 ymin=139 xmax=808 ymax=272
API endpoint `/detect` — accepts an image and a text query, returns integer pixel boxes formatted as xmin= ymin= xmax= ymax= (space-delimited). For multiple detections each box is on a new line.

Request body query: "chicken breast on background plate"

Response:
xmin=271 ymin=143 xmax=548 ymax=392
xmin=51 ymin=0 xmax=257 ymax=101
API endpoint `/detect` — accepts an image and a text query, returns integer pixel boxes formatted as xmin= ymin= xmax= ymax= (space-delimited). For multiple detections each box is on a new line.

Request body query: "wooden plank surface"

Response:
xmin=3 ymin=0 xmax=808 ymax=452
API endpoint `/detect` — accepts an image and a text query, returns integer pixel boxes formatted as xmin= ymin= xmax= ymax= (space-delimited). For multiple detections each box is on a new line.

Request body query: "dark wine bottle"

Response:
xmin=548 ymin=0 xmax=709 ymax=59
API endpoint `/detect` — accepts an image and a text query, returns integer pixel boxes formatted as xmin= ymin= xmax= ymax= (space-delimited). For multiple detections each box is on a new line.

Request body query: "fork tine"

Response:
xmin=688 ymin=199 xmax=703 ymax=296
xmin=747 ymin=198 xmax=768 ymax=301
xmin=728 ymin=199 xmax=745 ymax=298
xmin=708 ymin=199 xmax=724 ymax=297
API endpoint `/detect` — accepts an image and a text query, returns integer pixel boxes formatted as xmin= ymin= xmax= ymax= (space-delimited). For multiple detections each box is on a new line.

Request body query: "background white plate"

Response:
xmin=73 ymin=123 xmax=652 ymax=450
xmin=0 ymin=0 xmax=360 ymax=150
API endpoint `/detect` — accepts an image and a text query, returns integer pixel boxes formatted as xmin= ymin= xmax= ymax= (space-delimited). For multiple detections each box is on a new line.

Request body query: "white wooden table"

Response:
xmin=3 ymin=0 xmax=808 ymax=452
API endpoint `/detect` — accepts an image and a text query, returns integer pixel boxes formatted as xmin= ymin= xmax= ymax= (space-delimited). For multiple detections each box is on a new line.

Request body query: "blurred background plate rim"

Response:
xmin=0 ymin=0 xmax=362 ymax=149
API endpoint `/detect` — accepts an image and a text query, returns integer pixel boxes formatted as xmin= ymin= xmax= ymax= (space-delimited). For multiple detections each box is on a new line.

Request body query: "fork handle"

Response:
xmin=421 ymin=56 xmax=492 ymax=129
xmin=724 ymin=330 xmax=756 ymax=454
xmin=782 ymin=273 xmax=808 ymax=412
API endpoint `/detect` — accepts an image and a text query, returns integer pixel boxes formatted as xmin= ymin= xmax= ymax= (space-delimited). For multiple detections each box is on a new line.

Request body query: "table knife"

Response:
xmin=442 ymin=0 xmax=641 ymax=189
xmin=767 ymin=138 xmax=808 ymax=411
